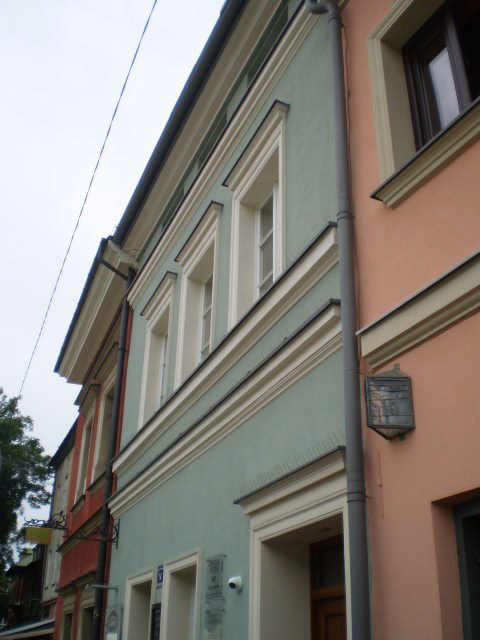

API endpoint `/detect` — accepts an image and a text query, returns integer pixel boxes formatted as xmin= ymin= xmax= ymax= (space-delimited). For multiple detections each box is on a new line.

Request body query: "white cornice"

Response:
xmin=237 ymin=448 xmax=346 ymax=516
xmin=58 ymin=242 xmax=137 ymax=384
xmin=123 ymin=6 xmax=318 ymax=308
xmin=358 ymin=252 xmax=480 ymax=368
xmin=109 ymin=303 xmax=342 ymax=519
xmin=113 ymin=225 xmax=338 ymax=476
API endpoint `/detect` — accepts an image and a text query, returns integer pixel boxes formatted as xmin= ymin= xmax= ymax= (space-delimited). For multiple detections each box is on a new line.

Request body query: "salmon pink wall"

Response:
xmin=343 ymin=0 xmax=480 ymax=328
xmin=342 ymin=0 xmax=480 ymax=637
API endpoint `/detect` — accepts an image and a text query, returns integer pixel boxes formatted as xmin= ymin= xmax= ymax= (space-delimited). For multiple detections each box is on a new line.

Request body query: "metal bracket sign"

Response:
xmin=364 ymin=364 xmax=415 ymax=439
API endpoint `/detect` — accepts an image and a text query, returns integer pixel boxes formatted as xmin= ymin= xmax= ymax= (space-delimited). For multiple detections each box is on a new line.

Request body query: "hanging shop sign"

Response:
xmin=25 ymin=526 xmax=52 ymax=545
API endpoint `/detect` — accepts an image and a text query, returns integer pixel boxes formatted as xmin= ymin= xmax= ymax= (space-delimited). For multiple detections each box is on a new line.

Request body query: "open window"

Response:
xmin=139 ymin=273 xmax=176 ymax=426
xmin=160 ymin=550 xmax=201 ymax=640
xmin=224 ymin=101 xmax=288 ymax=328
xmin=175 ymin=202 xmax=221 ymax=386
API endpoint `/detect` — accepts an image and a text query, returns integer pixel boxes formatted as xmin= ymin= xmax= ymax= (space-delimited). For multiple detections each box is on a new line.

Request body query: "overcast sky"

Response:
xmin=0 ymin=0 xmax=225 ymax=512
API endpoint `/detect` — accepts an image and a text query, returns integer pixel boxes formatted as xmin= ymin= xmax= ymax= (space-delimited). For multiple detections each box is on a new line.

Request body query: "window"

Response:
xmin=124 ymin=570 xmax=154 ymax=640
xmin=224 ymin=101 xmax=288 ymax=328
xmin=257 ymin=189 xmax=276 ymax=297
xmin=75 ymin=415 xmax=93 ymax=502
xmin=403 ymin=0 xmax=480 ymax=149
xmin=454 ymin=498 xmax=480 ymax=640
xmin=369 ymin=0 xmax=480 ymax=203
xmin=78 ymin=606 xmax=93 ymax=640
xmin=200 ymin=274 xmax=213 ymax=362
xmin=139 ymin=273 xmax=176 ymax=426
xmin=62 ymin=612 xmax=73 ymax=640
xmin=160 ymin=550 xmax=201 ymax=640
xmin=175 ymin=202 xmax=221 ymax=386
xmin=93 ymin=383 xmax=114 ymax=480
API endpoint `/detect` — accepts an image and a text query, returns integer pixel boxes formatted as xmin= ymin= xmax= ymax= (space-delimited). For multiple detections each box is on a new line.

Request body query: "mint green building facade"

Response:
xmin=106 ymin=2 xmax=352 ymax=638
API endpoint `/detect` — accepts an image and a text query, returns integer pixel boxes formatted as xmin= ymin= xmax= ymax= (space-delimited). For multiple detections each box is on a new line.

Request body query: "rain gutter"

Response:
xmin=305 ymin=1 xmax=371 ymax=637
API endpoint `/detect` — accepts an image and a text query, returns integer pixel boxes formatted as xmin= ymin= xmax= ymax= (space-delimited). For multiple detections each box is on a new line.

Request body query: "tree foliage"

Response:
xmin=0 ymin=389 xmax=51 ymax=578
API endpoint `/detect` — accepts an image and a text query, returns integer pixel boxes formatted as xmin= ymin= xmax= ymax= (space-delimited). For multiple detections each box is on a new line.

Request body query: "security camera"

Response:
xmin=228 ymin=576 xmax=243 ymax=592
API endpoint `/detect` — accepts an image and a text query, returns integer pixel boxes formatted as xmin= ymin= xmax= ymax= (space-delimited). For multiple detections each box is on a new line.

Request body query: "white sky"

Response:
xmin=0 ymin=0 xmax=225 ymax=482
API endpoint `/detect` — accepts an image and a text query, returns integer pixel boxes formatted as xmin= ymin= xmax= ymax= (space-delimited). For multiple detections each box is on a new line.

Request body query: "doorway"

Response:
xmin=311 ymin=536 xmax=346 ymax=640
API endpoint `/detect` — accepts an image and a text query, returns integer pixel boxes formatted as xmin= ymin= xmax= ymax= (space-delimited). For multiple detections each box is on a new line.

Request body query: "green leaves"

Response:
xmin=0 ymin=389 xmax=52 ymax=574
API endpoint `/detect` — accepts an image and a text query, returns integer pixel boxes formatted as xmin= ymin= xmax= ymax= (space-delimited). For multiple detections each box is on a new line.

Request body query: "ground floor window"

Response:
xmin=78 ymin=605 xmax=93 ymax=640
xmin=160 ymin=549 xmax=201 ymax=640
xmin=62 ymin=611 xmax=73 ymax=640
xmin=454 ymin=497 xmax=480 ymax=640
xmin=124 ymin=569 xmax=154 ymax=640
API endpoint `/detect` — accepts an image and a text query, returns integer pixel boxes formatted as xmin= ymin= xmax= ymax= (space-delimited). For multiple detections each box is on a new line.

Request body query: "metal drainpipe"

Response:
xmin=92 ymin=266 xmax=135 ymax=640
xmin=305 ymin=1 xmax=370 ymax=638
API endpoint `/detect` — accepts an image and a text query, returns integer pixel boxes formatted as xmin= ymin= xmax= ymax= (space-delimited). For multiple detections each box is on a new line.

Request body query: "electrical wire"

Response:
xmin=18 ymin=0 xmax=159 ymax=397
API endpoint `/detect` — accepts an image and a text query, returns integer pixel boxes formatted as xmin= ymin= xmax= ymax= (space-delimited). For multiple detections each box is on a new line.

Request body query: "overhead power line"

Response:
xmin=18 ymin=0 xmax=159 ymax=397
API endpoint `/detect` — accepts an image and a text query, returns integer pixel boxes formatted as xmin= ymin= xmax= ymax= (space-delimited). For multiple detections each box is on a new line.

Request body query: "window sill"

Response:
xmin=371 ymin=97 xmax=480 ymax=208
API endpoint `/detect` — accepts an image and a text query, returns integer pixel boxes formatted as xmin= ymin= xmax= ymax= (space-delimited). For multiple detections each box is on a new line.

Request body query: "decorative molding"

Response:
xmin=358 ymin=252 xmax=480 ymax=368
xmin=113 ymin=225 xmax=338 ymax=476
xmin=138 ymin=273 xmax=176 ymax=428
xmin=123 ymin=568 xmax=155 ymax=640
xmin=368 ymin=0 xmax=445 ymax=180
xmin=225 ymin=101 xmax=288 ymax=328
xmin=160 ymin=549 xmax=202 ymax=640
xmin=58 ymin=241 xmax=135 ymax=384
xmin=174 ymin=203 xmax=221 ymax=387
xmin=237 ymin=450 xmax=351 ymax=640
xmin=371 ymin=99 xmax=480 ymax=207
xmin=123 ymin=6 xmax=318 ymax=308
xmin=109 ymin=303 xmax=342 ymax=518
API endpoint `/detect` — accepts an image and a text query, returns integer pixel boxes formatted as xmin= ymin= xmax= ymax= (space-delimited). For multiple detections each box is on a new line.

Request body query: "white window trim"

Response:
xmin=160 ymin=549 xmax=202 ymax=640
xmin=112 ymin=226 xmax=339 ymax=478
xmin=225 ymin=101 xmax=287 ymax=329
xmin=74 ymin=406 xmax=95 ymax=502
xmin=123 ymin=567 xmax=155 ymax=640
xmin=175 ymin=202 xmax=221 ymax=388
xmin=256 ymin=186 xmax=277 ymax=298
xmin=138 ymin=273 xmax=176 ymax=429
xmin=237 ymin=449 xmax=351 ymax=640
xmin=92 ymin=370 xmax=116 ymax=481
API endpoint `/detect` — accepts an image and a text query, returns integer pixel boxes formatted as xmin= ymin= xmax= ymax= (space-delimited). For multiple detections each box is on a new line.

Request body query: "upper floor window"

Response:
xmin=139 ymin=273 xmax=176 ymax=426
xmin=175 ymin=202 xmax=221 ymax=386
xmin=224 ymin=100 xmax=288 ymax=329
xmin=200 ymin=274 xmax=213 ymax=362
xmin=92 ymin=383 xmax=114 ymax=480
xmin=257 ymin=188 xmax=276 ymax=297
xmin=403 ymin=0 xmax=480 ymax=149
xmin=75 ymin=414 xmax=93 ymax=502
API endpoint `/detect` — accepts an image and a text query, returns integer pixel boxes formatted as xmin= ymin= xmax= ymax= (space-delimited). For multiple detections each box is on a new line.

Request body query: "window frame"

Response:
xmin=368 ymin=0 xmax=480 ymax=206
xmin=224 ymin=100 xmax=288 ymax=329
xmin=92 ymin=371 xmax=116 ymax=481
xmin=123 ymin=568 xmax=155 ymax=640
xmin=160 ymin=549 xmax=202 ymax=640
xmin=175 ymin=202 xmax=221 ymax=387
xmin=138 ymin=273 xmax=176 ymax=428
xmin=74 ymin=409 xmax=95 ymax=502
xmin=402 ymin=1 xmax=473 ymax=149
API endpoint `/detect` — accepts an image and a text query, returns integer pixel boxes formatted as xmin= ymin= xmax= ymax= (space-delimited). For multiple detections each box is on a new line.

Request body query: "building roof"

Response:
xmin=49 ymin=419 xmax=77 ymax=469
xmin=55 ymin=0 xmax=245 ymax=373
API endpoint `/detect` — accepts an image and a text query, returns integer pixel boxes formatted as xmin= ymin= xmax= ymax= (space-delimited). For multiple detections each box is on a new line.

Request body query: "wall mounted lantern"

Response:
xmin=364 ymin=364 xmax=414 ymax=439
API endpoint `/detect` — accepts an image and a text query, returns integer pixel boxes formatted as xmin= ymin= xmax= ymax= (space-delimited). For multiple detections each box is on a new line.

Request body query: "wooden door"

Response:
xmin=311 ymin=537 xmax=346 ymax=640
